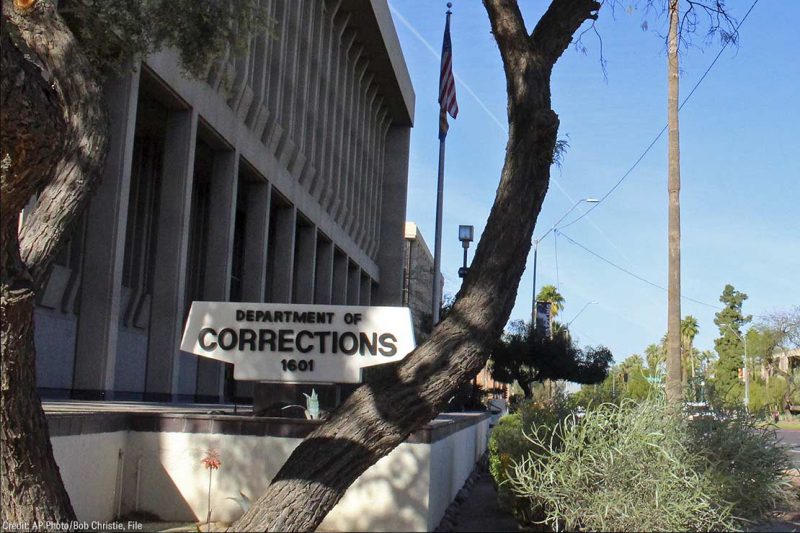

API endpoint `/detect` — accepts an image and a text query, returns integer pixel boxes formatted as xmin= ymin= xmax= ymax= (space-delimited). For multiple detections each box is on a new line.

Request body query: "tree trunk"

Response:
xmin=1 ymin=0 xmax=109 ymax=521
xmin=681 ymin=346 xmax=688 ymax=392
xmin=1 ymin=226 xmax=75 ymax=525
xmin=233 ymin=0 xmax=600 ymax=530
xmin=665 ymin=0 xmax=683 ymax=406
xmin=519 ymin=380 xmax=534 ymax=400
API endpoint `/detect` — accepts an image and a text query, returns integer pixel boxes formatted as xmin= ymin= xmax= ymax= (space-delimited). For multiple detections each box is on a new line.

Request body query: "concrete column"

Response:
xmin=345 ymin=57 xmax=368 ymax=236
xmin=314 ymin=236 xmax=334 ymax=304
xmin=241 ymin=180 xmax=271 ymax=302
xmin=196 ymin=150 xmax=239 ymax=401
xmin=146 ymin=109 xmax=197 ymax=401
xmin=300 ymin=0 xmax=323 ymax=190
xmin=359 ymin=272 xmax=371 ymax=306
xmin=331 ymin=34 xmax=358 ymax=220
xmin=346 ymin=262 xmax=360 ymax=305
xmin=292 ymin=223 xmax=317 ymax=304
xmin=235 ymin=177 xmax=268 ymax=402
xmin=73 ymin=70 xmax=140 ymax=398
xmin=370 ymin=111 xmax=390 ymax=259
xmin=332 ymin=249 xmax=348 ymax=305
xmin=264 ymin=1 xmax=289 ymax=152
xmin=269 ymin=204 xmax=296 ymax=303
xmin=362 ymin=89 xmax=379 ymax=253
xmin=374 ymin=124 xmax=410 ymax=306
xmin=327 ymin=28 xmax=356 ymax=214
xmin=310 ymin=2 xmax=340 ymax=200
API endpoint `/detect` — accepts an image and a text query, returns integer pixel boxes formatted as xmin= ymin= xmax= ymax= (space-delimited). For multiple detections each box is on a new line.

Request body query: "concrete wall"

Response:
xmin=48 ymin=412 xmax=489 ymax=531
xmin=50 ymin=431 xmax=127 ymax=522
xmin=402 ymin=222 xmax=436 ymax=339
xmin=119 ymin=432 xmax=432 ymax=531
xmin=427 ymin=416 xmax=490 ymax=531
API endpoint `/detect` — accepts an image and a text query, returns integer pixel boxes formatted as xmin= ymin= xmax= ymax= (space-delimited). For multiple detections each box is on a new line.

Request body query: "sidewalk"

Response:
xmin=437 ymin=457 xmax=518 ymax=532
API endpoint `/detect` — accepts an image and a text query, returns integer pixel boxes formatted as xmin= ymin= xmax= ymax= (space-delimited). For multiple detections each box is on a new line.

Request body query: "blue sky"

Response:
xmin=389 ymin=0 xmax=799 ymax=362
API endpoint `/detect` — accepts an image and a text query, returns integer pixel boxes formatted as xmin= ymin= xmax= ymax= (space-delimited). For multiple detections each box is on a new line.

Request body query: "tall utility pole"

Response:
xmin=665 ymin=0 xmax=683 ymax=405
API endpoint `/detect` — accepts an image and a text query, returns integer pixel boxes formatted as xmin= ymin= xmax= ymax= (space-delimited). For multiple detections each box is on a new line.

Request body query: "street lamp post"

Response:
xmin=724 ymin=323 xmax=749 ymax=410
xmin=458 ymin=225 xmax=474 ymax=279
xmin=531 ymin=198 xmax=599 ymax=320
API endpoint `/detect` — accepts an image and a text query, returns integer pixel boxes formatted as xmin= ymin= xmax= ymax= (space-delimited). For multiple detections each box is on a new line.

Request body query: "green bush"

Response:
xmin=688 ymin=412 xmax=792 ymax=520
xmin=502 ymin=399 xmax=791 ymax=531
xmin=488 ymin=396 xmax=573 ymax=523
xmin=488 ymin=413 xmax=526 ymax=517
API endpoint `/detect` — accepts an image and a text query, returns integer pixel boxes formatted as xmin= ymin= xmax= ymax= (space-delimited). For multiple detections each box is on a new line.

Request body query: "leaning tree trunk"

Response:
xmin=665 ymin=0 xmax=683 ymax=406
xmin=233 ymin=0 xmax=600 ymax=531
xmin=1 ymin=0 xmax=109 ymax=522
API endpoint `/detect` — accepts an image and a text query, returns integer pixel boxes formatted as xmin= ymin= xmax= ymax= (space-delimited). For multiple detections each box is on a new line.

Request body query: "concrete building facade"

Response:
xmin=402 ymin=222 xmax=437 ymax=339
xmin=32 ymin=0 xmax=415 ymax=403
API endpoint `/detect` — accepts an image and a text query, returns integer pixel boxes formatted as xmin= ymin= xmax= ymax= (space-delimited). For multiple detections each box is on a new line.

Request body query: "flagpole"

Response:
xmin=432 ymin=3 xmax=453 ymax=326
xmin=432 ymin=130 xmax=446 ymax=325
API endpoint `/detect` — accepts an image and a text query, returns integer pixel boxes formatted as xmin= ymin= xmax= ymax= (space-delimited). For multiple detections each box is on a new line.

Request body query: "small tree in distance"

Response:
xmin=491 ymin=320 xmax=612 ymax=398
xmin=712 ymin=284 xmax=752 ymax=407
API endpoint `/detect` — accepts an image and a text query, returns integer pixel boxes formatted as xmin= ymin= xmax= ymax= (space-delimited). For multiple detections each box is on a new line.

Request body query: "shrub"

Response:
xmin=503 ymin=399 xmax=793 ymax=531
xmin=488 ymin=396 xmax=573 ymax=524
xmin=506 ymin=399 xmax=734 ymax=531
xmin=688 ymin=412 xmax=792 ymax=521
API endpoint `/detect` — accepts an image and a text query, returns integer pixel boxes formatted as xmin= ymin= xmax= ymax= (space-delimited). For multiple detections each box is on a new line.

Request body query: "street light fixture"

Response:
xmin=531 ymin=198 xmax=599 ymax=320
xmin=458 ymin=225 xmax=474 ymax=278
xmin=724 ymin=323 xmax=749 ymax=410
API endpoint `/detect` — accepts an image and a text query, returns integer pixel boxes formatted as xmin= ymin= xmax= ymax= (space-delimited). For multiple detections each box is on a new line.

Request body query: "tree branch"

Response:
xmin=0 ymin=17 xmax=66 ymax=230
xmin=482 ymin=0 xmax=531 ymax=68
xmin=6 ymin=0 xmax=109 ymax=287
xmin=530 ymin=0 xmax=601 ymax=65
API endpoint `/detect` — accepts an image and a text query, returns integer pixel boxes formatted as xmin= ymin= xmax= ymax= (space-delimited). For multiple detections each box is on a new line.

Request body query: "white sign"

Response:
xmin=180 ymin=302 xmax=416 ymax=384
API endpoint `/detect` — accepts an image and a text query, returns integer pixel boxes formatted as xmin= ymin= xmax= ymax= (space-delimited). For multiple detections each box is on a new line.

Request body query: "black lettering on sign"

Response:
xmin=236 ymin=310 xmax=246 ymax=321
xmin=259 ymin=329 xmax=276 ymax=351
xmin=199 ymin=328 xmax=218 ymax=350
xmin=339 ymin=332 xmax=359 ymax=355
xmin=218 ymin=328 xmax=238 ymax=350
xmin=315 ymin=331 xmax=331 ymax=353
xmin=379 ymin=333 xmax=398 ymax=356
xmin=239 ymin=328 xmax=256 ymax=351
xmin=359 ymin=332 xmax=378 ymax=356
xmin=278 ymin=329 xmax=294 ymax=351
xmin=296 ymin=330 xmax=314 ymax=353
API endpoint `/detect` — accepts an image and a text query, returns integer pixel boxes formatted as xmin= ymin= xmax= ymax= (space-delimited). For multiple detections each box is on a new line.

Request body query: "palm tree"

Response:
xmin=665 ymin=0 xmax=683 ymax=406
xmin=535 ymin=285 xmax=565 ymax=400
xmin=681 ymin=315 xmax=700 ymax=388
xmin=536 ymin=284 xmax=565 ymax=319
xmin=645 ymin=343 xmax=666 ymax=378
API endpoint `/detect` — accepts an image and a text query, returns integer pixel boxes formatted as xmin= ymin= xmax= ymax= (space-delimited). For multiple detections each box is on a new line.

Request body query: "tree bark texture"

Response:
xmin=1 ymin=226 xmax=75 ymax=526
xmin=1 ymin=0 xmax=109 ymax=523
xmin=666 ymin=0 xmax=683 ymax=405
xmin=233 ymin=1 xmax=600 ymax=531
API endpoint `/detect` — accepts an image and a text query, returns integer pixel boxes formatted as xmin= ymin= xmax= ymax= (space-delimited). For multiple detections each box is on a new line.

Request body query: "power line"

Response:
xmin=557 ymin=231 xmax=722 ymax=310
xmin=558 ymin=0 xmax=761 ymax=232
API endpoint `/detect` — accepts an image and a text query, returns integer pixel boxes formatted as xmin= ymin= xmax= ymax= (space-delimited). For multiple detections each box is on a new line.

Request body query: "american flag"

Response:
xmin=439 ymin=10 xmax=458 ymax=140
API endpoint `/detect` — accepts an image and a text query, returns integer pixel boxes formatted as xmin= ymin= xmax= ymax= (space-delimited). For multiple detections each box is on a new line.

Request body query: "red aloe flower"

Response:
xmin=201 ymin=449 xmax=221 ymax=470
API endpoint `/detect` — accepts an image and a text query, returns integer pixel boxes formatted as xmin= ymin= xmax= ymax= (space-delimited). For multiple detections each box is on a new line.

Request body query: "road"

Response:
xmin=778 ymin=430 xmax=800 ymax=469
